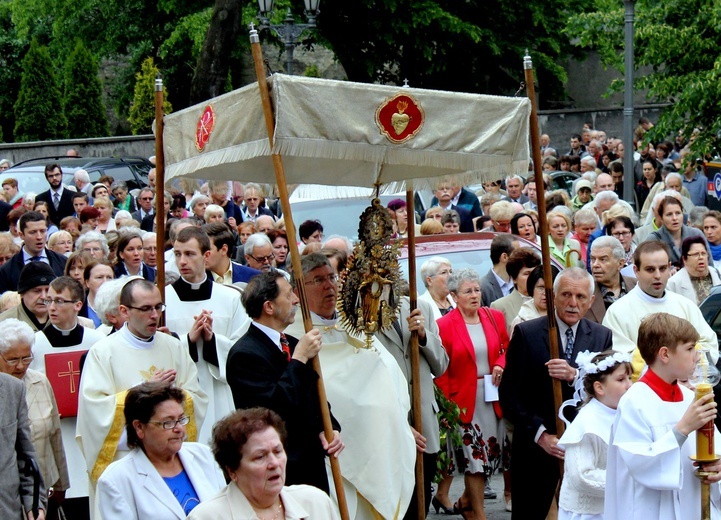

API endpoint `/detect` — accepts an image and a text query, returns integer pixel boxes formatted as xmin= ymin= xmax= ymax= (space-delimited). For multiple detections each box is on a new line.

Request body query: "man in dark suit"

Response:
xmin=586 ymin=236 xmax=636 ymax=324
xmin=226 ymin=270 xmax=343 ymax=493
xmin=502 ymin=174 xmax=530 ymax=204
xmin=130 ymin=187 xmax=154 ymax=224
xmin=499 ymin=267 xmax=612 ymax=520
xmin=0 ymin=212 xmax=67 ymax=294
xmin=35 ymin=163 xmax=75 ymax=225
xmin=202 ymin=222 xmax=260 ymax=285
xmin=480 ymin=234 xmax=515 ymax=307
xmin=0 ymin=198 xmax=10 ymax=232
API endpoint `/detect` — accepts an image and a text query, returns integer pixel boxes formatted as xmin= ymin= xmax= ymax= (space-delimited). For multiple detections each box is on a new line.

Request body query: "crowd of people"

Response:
xmin=1 ymin=116 xmax=721 ymax=520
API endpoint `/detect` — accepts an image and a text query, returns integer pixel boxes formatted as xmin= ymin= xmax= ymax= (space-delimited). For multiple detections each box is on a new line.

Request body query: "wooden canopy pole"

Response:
xmin=405 ymin=187 xmax=425 ymax=520
xmin=523 ymin=52 xmax=565 ymax=447
xmin=154 ymin=76 xmax=166 ymax=306
xmin=249 ymin=25 xmax=350 ymax=520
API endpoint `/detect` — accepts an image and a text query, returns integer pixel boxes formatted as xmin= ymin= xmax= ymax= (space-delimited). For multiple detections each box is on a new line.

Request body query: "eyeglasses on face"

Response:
xmin=611 ymin=231 xmax=631 ymax=238
xmin=249 ymin=253 xmax=275 ymax=264
xmin=686 ymin=251 xmax=708 ymax=259
xmin=83 ymin=247 xmax=103 ymax=254
xmin=304 ymin=273 xmax=339 ymax=286
xmin=148 ymin=416 xmax=190 ymax=429
xmin=0 ymin=353 xmax=34 ymax=367
xmin=40 ymin=298 xmax=79 ymax=306
xmin=126 ymin=303 xmax=166 ymax=313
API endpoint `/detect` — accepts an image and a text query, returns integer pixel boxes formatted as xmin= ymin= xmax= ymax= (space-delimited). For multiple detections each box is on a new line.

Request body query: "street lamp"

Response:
xmin=622 ymin=0 xmax=636 ymax=210
xmin=257 ymin=0 xmax=321 ymax=76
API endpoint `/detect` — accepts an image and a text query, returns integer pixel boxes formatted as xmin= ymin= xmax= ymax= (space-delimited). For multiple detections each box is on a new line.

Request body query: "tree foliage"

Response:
xmin=0 ymin=3 xmax=26 ymax=142
xmin=128 ymin=57 xmax=173 ymax=136
xmin=567 ymin=0 xmax=721 ymax=157
xmin=64 ymin=39 xmax=108 ymax=138
xmin=14 ymin=40 xmax=67 ymax=141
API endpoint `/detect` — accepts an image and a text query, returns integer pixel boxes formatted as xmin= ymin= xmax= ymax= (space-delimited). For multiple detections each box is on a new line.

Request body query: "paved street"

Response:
xmin=427 ymin=473 xmax=510 ymax=520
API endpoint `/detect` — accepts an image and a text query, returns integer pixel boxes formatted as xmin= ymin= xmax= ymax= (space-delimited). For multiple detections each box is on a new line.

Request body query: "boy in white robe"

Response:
xmin=606 ymin=313 xmax=721 ymax=519
xmin=164 ymin=226 xmax=249 ymax=443
xmin=29 ymin=276 xmax=104 ymax=507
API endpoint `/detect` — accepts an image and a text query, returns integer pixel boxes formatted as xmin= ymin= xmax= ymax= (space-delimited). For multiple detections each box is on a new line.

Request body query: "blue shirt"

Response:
xmin=163 ymin=469 xmax=200 ymax=515
xmin=683 ymin=171 xmax=708 ymax=207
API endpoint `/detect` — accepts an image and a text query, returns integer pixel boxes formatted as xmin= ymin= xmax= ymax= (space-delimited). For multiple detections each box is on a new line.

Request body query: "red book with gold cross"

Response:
xmin=44 ymin=350 xmax=87 ymax=418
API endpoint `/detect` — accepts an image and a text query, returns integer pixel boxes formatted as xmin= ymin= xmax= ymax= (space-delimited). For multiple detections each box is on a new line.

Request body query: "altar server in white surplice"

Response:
xmin=30 ymin=276 xmax=105 ymax=501
xmin=285 ymin=253 xmax=416 ymax=520
xmin=77 ymin=278 xmax=207 ymax=515
xmin=164 ymin=226 xmax=250 ymax=443
xmin=606 ymin=313 xmax=721 ymax=520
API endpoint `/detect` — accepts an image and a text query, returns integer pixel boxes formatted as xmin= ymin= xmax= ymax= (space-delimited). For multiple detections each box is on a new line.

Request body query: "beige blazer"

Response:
xmin=187 ymin=483 xmax=340 ymax=520
xmin=23 ymin=369 xmax=69 ymax=492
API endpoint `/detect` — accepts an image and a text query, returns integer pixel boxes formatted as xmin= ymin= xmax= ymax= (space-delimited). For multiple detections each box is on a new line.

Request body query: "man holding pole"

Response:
xmin=375 ymin=291 xmax=448 ymax=519
xmin=284 ymin=253 xmax=416 ymax=520
xmin=499 ymin=267 xmax=612 ymax=520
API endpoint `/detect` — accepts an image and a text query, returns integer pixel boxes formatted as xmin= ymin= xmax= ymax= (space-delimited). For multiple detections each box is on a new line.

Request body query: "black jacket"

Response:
xmin=0 ymin=249 xmax=68 ymax=293
xmin=226 ymin=323 xmax=340 ymax=493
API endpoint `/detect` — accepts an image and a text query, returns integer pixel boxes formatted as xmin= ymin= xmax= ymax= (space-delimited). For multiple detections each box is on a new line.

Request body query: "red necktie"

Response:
xmin=280 ymin=333 xmax=291 ymax=362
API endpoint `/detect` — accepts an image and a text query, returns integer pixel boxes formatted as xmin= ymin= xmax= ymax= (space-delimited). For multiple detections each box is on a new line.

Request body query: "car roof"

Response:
xmin=14 ymin=156 xmax=151 ymax=168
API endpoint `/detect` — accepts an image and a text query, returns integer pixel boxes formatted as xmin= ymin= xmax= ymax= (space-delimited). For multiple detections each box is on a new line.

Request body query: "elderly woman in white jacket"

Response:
xmin=666 ymin=235 xmax=721 ymax=305
xmin=97 ymin=382 xmax=225 ymax=520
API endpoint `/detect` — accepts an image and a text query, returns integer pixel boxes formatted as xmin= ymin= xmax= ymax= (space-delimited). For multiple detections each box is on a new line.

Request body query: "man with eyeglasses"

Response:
xmin=244 ymin=232 xmax=276 ymax=273
xmin=165 ymin=226 xmax=249 ymax=444
xmin=585 ymin=236 xmax=637 ymax=324
xmin=131 ymin=187 xmax=155 ymax=224
xmin=0 ymin=261 xmax=89 ymax=332
xmin=36 ymin=163 xmax=75 ymax=226
xmin=227 ymin=270 xmax=343 ymax=493
xmin=28 ymin=276 xmax=104 ymax=510
xmin=603 ymin=240 xmax=717 ymax=376
xmin=284 ymin=253 xmax=416 ymax=520
xmin=0 ymin=212 xmax=68 ymax=294
xmin=78 ymin=278 xmax=207 ymax=514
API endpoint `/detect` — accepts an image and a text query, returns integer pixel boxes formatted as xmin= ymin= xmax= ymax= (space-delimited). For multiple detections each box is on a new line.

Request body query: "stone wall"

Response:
xmin=0 ymin=135 xmax=155 ymax=166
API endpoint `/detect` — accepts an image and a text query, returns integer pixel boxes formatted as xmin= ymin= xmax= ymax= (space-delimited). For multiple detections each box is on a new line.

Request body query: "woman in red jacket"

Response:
xmin=435 ymin=268 xmax=509 ymax=520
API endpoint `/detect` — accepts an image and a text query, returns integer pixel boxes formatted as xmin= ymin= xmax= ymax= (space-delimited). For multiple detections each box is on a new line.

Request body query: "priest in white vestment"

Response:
xmin=76 ymin=279 xmax=207 ymax=493
xmin=285 ymin=253 xmax=416 ymax=520
xmin=602 ymin=241 xmax=717 ymax=376
xmin=164 ymin=227 xmax=249 ymax=443
xmin=30 ymin=276 xmax=105 ymax=500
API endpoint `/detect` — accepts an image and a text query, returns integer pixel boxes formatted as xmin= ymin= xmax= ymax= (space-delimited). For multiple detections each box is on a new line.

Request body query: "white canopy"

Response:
xmin=162 ymin=74 xmax=531 ymax=190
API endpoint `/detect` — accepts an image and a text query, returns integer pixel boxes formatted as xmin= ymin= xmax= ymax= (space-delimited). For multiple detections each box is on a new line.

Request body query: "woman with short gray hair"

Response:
xmin=418 ymin=256 xmax=454 ymax=321
xmin=0 ymin=318 xmax=69 ymax=516
xmin=435 ymin=267 xmax=511 ymax=516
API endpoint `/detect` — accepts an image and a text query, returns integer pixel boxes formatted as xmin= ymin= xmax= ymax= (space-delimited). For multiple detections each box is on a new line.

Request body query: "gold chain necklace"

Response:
xmin=256 ymin=502 xmax=283 ymax=520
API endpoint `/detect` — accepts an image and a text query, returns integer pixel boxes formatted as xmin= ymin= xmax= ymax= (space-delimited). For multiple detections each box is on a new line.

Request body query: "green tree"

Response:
xmin=64 ymin=39 xmax=108 ymax=138
xmin=128 ymin=57 xmax=172 ymax=135
xmin=14 ymin=40 xmax=67 ymax=141
xmin=567 ymin=0 xmax=721 ymax=157
xmin=0 ymin=3 xmax=27 ymax=142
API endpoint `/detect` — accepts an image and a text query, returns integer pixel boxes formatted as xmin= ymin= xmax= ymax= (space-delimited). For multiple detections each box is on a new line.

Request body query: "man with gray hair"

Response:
xmin=500 ymin=267 xmax=611 ymax=519
xmin=322 ymin=235 xmax=353 ymax=255
xmin=74 ymin=169 xmax=93 ymax=198
xmin=585 ymin=236 xmax=637 ymax=324
xmin=131 ymin=187 xmax=154 ymax=224
xmin=92 ymin=277 xmax=131 ymax=335
xmin=503 ymin=175 xmax=529 ymax=204
xmin=242 ymin=182 xmax=275 ymax=222
xmin=284 ymin=253 xmax=416 ymax=519
xmin=244 ymin=232 xmax=275 ymax=272
xmin=580 ymin=155 xmax=597 ymax=173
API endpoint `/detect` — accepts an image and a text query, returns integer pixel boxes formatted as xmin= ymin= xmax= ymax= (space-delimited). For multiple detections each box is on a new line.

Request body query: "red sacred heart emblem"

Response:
xmin=375 ymin=93 xmax=424 ymax=144
xmin=195 ymin=105 xmax=216 ymax=152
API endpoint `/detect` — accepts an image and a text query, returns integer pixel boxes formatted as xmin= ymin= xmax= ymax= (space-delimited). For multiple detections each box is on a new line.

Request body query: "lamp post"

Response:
xmin=257 ymin=0 xmax=320 ymax=75
xmin=623 ymin=0 xmax=636 ymax=209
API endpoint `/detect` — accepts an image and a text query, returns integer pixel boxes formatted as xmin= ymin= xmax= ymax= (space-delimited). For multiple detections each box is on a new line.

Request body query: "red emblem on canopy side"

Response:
xmin=375 ymin=93 xmax=424 ymax=144
xmin=195 ymin=105 xmax=216 ymax=152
